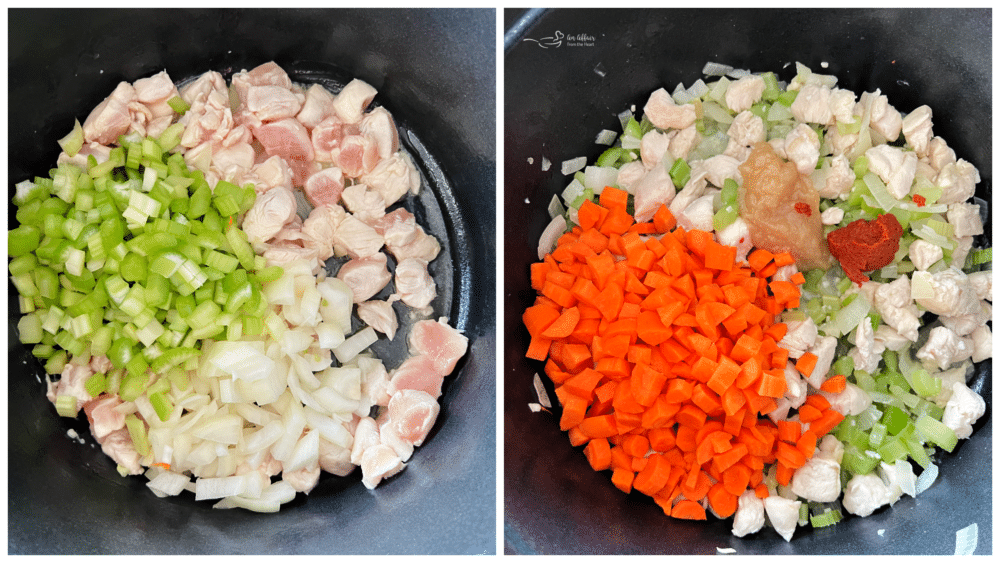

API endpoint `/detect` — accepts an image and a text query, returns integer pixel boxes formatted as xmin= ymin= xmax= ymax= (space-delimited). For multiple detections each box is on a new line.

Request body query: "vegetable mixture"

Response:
xmin=525 ymin=62 xmax=990 ymax=540
xmin=9 ymin=62 xmax=468 ymax=512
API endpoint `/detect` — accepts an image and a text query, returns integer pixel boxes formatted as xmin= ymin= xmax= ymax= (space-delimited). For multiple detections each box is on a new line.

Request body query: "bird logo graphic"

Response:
xmin=523 ymin=30 xmax=564 ymax=49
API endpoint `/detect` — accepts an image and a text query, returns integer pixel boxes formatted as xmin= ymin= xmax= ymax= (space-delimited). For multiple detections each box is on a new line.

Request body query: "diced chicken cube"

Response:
xmin=842 ymin=474 xmax=888 ymax=517
xmin=675 ymin=193 xmax=715 ymax=233
xmin=82 ymin=82 xmax=137 ymax=145
xmin=947 ymin=202 xmax=984 ymax=238
xmin=360 ymin=107 xmax=399 ymax=161
xmin=242 ymin=187 xmax=297 ymax=245
xmin=244 ymin=85 xmax=303 ymax=123
xmin=862 ymin=90 xmax=902 ymax=141
xmin=715 ymin=217 xmax=753 ymax=264
xmin=813 ymin=154 xmax=854 ymax=199
xmin=865 ymin=144 xmax=917 ymax=199
xmin=916 ymin=325 xmax=973 ymax=370
xmin=942 ymin=381 xmax=986 ymax=439
xmin=822 ymin=382 xmax=872 ymax=417
xmin=98 ymin=427 xmax=144 ymax=475
xmin=311 ymin=115 xmax=346 ymax=163
xmin=338 ymin=134 xmax=381 ymax=178
xmin=283 ymin=464 xmax=321 ymax=493
xmin=615 ymin=161 xmax=647 ymax=193
xmin=386 ymin=389 xmax=440 ymax=447
xmin=254 ymin=117 xmax=315 ymax=166
xmin=133 ymin=70 xmax=180 ymax=119
xmin=640 ymin=130 xmax=673 ymax=170
xmin=701 ymin=154 xmax=742 ymax=188
xmin=631 ymin=163 xmax=675 ymax=223
xmin=940 ymin=300 xmax=991 ymax=337
xmin=337 ymin=253 xmax=392 ymax=302
xmin=804 ymin=335 xmax=837 ymax=389
xmin=359 ymin=443 xmax=405 ymax=489
xmin=790 ymin=83 xmax=833 ymax=125
xmin=46 ymin=363 xmax=94 ymax=413
xmin=332 ymin=215 xmax=385 ymax=259
xmin=387 ymin=355 xmax=445 ymax=398
xmin=914 ymin=268 xmax=980 ymax=317
xmin=908 ymin=239 xmax=943 ymax=271
xmin=394 ymin=257 xmax=436 ymax=310
xmin=297 ymin=83 xmax=336 ymax=129
xmin=357 ymin=299 xmax=399 ymax=340
xmin=970 ymin=324 xmax=992 ymax=363
xmin=668 ymin=125 xmax=699 ymax=160
xmin=784 ymin=123 xmax=820 ymax=175
xmin=968 ymin=271 xmax=992 ymax=302
xmin=340 ymin=183 xmax=387 ymax=224
xmin=874 ymin=275 xmax=920 ymax=341
xmin=901 ymin=105 xmax=933 ymax=156
xmin=643 ymin=88 xmax=696 ymax=130
xmin=763 ymin=495 xmax=801 ymax=542
xmin=318 ymin=438 xmax=355 ymax=477
xmin=361 ymin=152 xmax=421 ymax=206
xmin=925 ymin=136 xmax=956 ymax=172
xmin=731 ymin=490 xmax=766 ymax=537
xmin=350 ymin=416 xmax=380 ymax=465
xmin=83 ymin=396 xmax=126 ymax=439
xmin=331 ymin=79 xmax=378 ymax=125
xmin=790 ymin=455 xmax=841 ymax=502
xmin=778 ymin=317 xmax=818 ymax=359
xmin=303 ymin=166 xmax=345 ymax=208
xmin=408 ymin=318 xmax=469 ymax=376
xmin=849 ymin=317 xmax=886 ymax=374
xmin=724 ymin=111 xmax=765 ymax=160
xmin=827 ymin=88 xmax=857 ymax=124
xmin=724 ymin=75 xmax=765 ymax=113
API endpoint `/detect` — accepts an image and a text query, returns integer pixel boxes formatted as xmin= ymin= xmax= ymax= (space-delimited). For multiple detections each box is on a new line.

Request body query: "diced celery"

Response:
xmin=55 ymin=395 xmax=78 ymax=418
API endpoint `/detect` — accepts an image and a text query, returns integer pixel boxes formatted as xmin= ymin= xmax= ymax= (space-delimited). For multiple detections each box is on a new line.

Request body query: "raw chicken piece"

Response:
xmin=133 ymin=70 xmax=180 ymax=119
xmin=385 ymin=389 xmax=440 ymax=447
xmin=668 ymin=124 xmax=699 ymax=160
xmin=245 ymin=85 xmax=303 ymax=123
xmin=332 ymin=215 xmax=385 ymax=259
xmin=337 ymin=253 xmax=392 ymax=302
xmin=360 ymin=107 xmax=399 ymax=160
xmin=318 ymin=438 xmax=355 ymax=476
xmin=643 ymin=88 xmax=696 ymax=130
xmin=863 ymin=90 xmax=903 ymax=142
xmin=179 ymin=73 xmax=236 ymax=150
xmin=98 ymin=427 xmax=144 ymax=475
xmin=387 ymin=355 xmax=446 ymax=398
xmin=303 ymin=166 xmax=345 ymax=207
xmin=311 ymin=115 xmax=347 ymax=163
xmin=340 ymin=183 xmax=387 ymax=224
xmin=942 ymin=381 xmax=986 ymax=439
xmin=89 ymin=355 xmax=113 ymax=374
xmin=828 ymin=88 xmax=857 ymax=124
xmin=715 ymin=217 xmax=753 ymax=264
xmin=253 ymin=118 xmax=315 ymax=166
xmin=359 ymin=443 xmax=405 ymax=489
xmin=675 ymin=193 xmax=715 ymax=233
xmin=724 ymin=111 xmax=766 ymax=161
xmin=46 ymin=362 xmax=94 ymax=413
xmin=408 ymin=318 xmax=469 ymax=376
xmin=297 ymin=83 xmax=336 ymax=129
xmin=243 ymin=155 xmax=294 ymax=194
xmin=812 ymin=154 xmax=854 ymax=199
xmin=386 ymin=225 xmax=440 ymax=263
xmin=639 ymin=130 xmax=672 ymax=170
xmin=242 ymin=187 xmax=297 ymax=245
xmin=83 ymin=396 xmax=126 ymax=439
xmin=935 ymin=159 xmax=980 ymax=204
xmin=394 ymin=257 xmax=436 ymax=310
xmin=231 ymin=61 xmax=294 ymax=113
xmin=700 ymin=154 xmax=742 ymax=188
xmin=790 ymin=84 xmax=833 ymax=125
xmin=947 ymin=202 xmax=985 ymax=238
xmin=902 ymin=105 xmax=933 ymax=156
xmin=631 ymin=164 xmax=675 ymax=223
xmin=357 ymin=299 xmax=399 ymax=340
xmin=865 ymin=144 xmax=917 ymax=199
xmin=283 ymin=464 xmax=321 ymax=493
xmin=359 ymin=356 xmax=393 ymax=407
xmin=372 ymin=208 xmax=419 ymax=245
xmin=211 ymin=143 xmax=256 ymax=180
xmin=784 ymin=123 xmax=820 ymax=175
xmin=337 ymin=134 xmax=380 ymax=178
xmin=926 ymin=136 xmax=956 ymax=172
xmin=302 ymin=203 xmax=347 ymax=261
xmin=377 ymin=419 xmax=415 ymax=462
xmin=350 ymin=416 xmax=380 ymax=465
xmin=725 ymin=75 xmax=765 ymax=113
xmin=331 ymin=79 xmax=378 ymax=124
xmin=82 ymin=81 xmax=137 ymax=145
xmin=263 ymin=242 xmax=322 ymax=272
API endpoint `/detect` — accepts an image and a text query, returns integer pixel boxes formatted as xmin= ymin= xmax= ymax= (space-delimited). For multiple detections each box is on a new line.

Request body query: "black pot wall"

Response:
xmin=8 ymin=8 xmax=496 ymax=555
xmin=504 ymin=8 xmax=990 ymax=555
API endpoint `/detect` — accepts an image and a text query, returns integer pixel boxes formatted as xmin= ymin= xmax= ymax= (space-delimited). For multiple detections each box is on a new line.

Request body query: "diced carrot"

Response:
xmin=819 ymin=374 xmax=848 ymax=394
xmin=559 ymin=394 xmax=588 ymax=431
xmin=584 ymin=437 xmax=612 ymax=471
xmin=653 ymin=204 xmax=677 ymax=233
xmin=540 ymin=306 xmax=581 ymax=339
xmin=577 ymin=198 xmax=608 ymax=231
xmin=611 ymin=468 xmax=635 ymax=493
xmin=708 ymin=482 xmax=739 ymax=518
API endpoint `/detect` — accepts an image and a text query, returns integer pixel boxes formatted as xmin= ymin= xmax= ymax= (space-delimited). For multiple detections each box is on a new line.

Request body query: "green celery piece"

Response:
xmin=8 ymin=225 xmax=41 ymax=257
xmin=669 ymin=158 xmax=691 ymax=188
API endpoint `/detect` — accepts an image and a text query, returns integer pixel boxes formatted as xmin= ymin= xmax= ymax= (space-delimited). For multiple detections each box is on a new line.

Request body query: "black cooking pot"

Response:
xmin=8 ymin=8 xmax=496 ymax=555
xmin=504 ymin=8 xmax=990 ymax=555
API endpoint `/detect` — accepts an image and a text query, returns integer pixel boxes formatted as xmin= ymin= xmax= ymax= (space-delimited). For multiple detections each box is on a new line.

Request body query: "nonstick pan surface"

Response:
xmin=504 ymin=8 xmax=990 ymax=555
xmin=8 ymin=8 xmax=496 ymax=555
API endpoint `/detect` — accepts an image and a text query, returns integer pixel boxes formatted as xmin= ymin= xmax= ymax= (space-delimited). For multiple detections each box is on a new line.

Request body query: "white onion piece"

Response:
xmin=334 ymin=327 xmax=377 ymax=363
xmin=283 ymin=429 xmax=320 ymax=473
xmin=146 ymin=471 xmax=191 ymax=497
xmin=195 ymin=474 xmax=261 ymax=501
xmin=241 ymin=420 xmax=284 ymax=454
xmin=537 ymin=214 xmax=567 ymax=260
xmin=192 ymin=414 xmax=243 ymax=445
xmin=304 ymin=407 xmax=354 ymax=449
